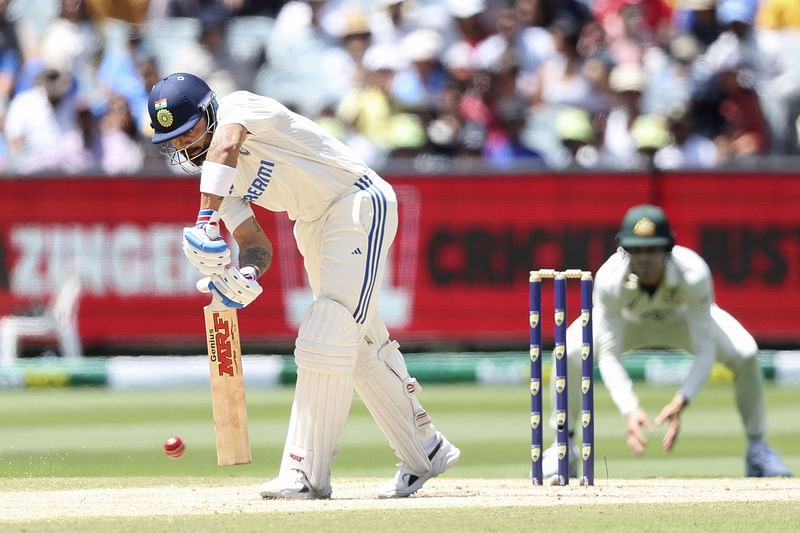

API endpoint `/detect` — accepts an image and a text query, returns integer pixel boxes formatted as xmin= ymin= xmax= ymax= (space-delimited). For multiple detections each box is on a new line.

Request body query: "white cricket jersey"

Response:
xmin=215 ymin=91 xmax=370 ymax=227
xmin=594 ymin=245 xmax=717 ymax=409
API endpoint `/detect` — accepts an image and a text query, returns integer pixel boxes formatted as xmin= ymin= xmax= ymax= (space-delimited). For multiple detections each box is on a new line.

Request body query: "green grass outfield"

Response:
xmin=1 ymin=383 xmax=798 ymax=531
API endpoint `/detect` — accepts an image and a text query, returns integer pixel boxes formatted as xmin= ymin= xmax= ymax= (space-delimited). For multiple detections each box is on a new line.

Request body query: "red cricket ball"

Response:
xmin=163 ymin=436 xmax=186 ymax=459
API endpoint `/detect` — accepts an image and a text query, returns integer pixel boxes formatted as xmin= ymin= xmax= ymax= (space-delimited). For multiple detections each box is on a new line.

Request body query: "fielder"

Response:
xmin=543 ymin=204 xmax=792 ymax=479
xmin=147 ymin=72 xmax=460 ymax=499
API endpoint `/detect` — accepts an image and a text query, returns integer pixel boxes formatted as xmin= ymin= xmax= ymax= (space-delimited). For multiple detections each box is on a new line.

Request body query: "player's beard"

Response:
xmin=187 ymin=145 xmax=208 ymax=166
xmin=185 ymin=132 xmax=212 ymax=166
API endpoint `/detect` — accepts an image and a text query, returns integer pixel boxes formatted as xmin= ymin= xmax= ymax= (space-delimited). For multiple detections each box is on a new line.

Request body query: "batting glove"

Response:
xmin=183 ymin=209 xmax=231 ymax=275
xmin=195 ymin=208 xmax=221 ymax=240
xmin=206 ymin=266 xmax=262 ymax=309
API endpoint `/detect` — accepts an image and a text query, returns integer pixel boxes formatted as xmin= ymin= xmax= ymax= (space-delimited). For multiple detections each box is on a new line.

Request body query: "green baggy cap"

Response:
xmin=618 ymin=204 xmax=675 ymax=248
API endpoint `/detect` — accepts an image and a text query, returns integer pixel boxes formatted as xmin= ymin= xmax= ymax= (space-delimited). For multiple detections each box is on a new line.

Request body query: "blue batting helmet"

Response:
xmin=148 ymin=72 xmax=217 ymax=144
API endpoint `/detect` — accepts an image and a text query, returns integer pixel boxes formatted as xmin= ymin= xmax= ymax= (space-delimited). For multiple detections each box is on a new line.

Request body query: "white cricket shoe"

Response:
xmin=377 ymin=432 xmax=461 ymax=498
xmin=541 ymin=442 xmax=580 ymax=481
xmin=259 ymin=469 xmax=332 ymax=500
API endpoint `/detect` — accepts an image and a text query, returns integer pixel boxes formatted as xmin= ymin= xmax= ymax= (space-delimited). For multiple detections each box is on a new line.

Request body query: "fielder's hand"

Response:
xmin=625 ymin=407 xmax=655 ymax=456
xmin=654 ymin=393 xmax=687 ymax=452
xmin=205 ymin=266 xmax=262 ymax=309
xmin=183 ymin=209 xmax=230 ymax=275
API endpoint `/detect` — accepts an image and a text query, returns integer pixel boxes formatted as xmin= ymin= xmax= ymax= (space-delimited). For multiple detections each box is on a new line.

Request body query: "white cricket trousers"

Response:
xmin=559 ymin=304 xmax=766 ymax=439
xmin=293 ymin=172 xmax=397 ymax=331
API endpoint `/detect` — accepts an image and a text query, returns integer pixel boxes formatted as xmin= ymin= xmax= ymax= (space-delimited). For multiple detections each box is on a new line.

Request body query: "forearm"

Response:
xmin=199 ymin=124 xmax=247 ymax=210
xmin=233 ymin=217 xmax=273 ymax=277
xmin=681 ymin=307 xmax=716 ymax=401
xmin=200 ymin=193 xmax=224 ymax=210
xmin=598 ymin=353 xmax=639 ymax=415
xmin=679 ymin=351 xmax=714 ymax=401
xmin=239 ymin=243 xmax=272 ymax=277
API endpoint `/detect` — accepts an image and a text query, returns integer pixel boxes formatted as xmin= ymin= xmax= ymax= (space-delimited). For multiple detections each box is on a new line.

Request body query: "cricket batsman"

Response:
xmin=542 ymin=204 xmax=793 ymax=479
xmin=147 ymin=72 xmax=460 ymax=499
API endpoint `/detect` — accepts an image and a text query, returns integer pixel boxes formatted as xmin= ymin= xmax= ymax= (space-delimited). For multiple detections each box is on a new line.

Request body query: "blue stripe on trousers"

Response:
xmin=353 ymin=176 xmax=386 ymax=324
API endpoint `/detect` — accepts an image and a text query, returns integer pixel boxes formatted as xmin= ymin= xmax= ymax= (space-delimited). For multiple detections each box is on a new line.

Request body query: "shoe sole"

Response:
xmin=746 ymin=468 xmax=793 ymax=478
xmin=260 ymin=489 xmax=331 ymax=500
xmin=378 ymin=445 xmax=462 ymax=499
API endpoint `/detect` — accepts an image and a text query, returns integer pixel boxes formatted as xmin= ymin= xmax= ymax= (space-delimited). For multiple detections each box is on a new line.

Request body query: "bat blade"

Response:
xmin=203 ymin=306 xmax=251 ymax=466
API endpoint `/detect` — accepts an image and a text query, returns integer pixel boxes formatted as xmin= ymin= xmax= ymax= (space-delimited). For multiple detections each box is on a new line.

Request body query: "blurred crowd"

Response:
xmin=1 ymin=0 xmax=799 ymax=174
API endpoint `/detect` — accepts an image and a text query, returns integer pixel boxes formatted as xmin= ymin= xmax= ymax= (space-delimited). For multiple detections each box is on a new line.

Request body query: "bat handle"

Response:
xmin=198 ymin=277 xmax=231 ymax=311
xmin=196 ymin=277 xmax=211 ymax=294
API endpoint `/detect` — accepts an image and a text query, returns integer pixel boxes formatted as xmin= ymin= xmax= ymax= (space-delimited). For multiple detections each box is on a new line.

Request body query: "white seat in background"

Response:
xmin=0 ymin=271 xmax=83 ymax=365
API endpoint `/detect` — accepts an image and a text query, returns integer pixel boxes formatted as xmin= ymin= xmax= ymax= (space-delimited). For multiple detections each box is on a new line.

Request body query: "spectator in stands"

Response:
xmin=148 ymin=0 xmax=229 ymax=18
xmin=0 ymin=0 xmax=21 ymax=111
xmin=74 ymin=99 xmax=102 ymax=170
xmin=39 ymin=0 xmax=104 ymax=111
xmin=1 ymin=0 xmax=799 ymax=175
xmin=290 ymin=9 xmax=380 ymax=120
xmin=96 ymin=92 xmax=145 ymax=173
xmin=594 ymin=0 xmax=674 ymax=48
xmin=757 ymin=0 xmax=800 ymax=30
xmin=97 ymin=25 xmax=151 ymax=132
xmin=0 ymin=0 xmax=21 ymax=169
xmin=474 ymin=6 xmax=554 ymax=85
xmin=85 ymin=0 xmax=148 ymax=24
xmin=602 ymin=62 xmax=647 ymax=167
xmin=630 ymin=113 xmax=670 ymax=169
xmin=442 ymin=40 xmax=474 ymax=86
xmin=529 ymin=17 xmax=606 ymax=112
xmin=337 ymin=9 xmax=372 ymax=81
xmin=447 ymin=0 xmax=491 ymax=51
xmin=515 ymin=0 xmax=592 ymax=30
xmin=156 ymin=0 xmax=287 ymax=18
xmin=164 ymin=6 xmax=249 ymax=97
xmin=714 ymin=55 xmax=770 ymax=161
xmin=261 ymin=0 xmax=338 ymax=115
xmin=556 ymin=106 xmax=601 ymax=169
xmin=703 ymin=0 xmax=777 ymax=81
xmin=643 ymin=32 xmax=700 ymax=115
xmin=337 ymin=43 xmax=405 ymax=165
xmin=369 ymin=0 xmax=417 ymax=46
xmin=515 ymin=0 xmax=544 ymax=29
xmin=4 ymin=54 xmax=85 ymax=174
xmin=385 ymin=112 xmax=429 ymax=161
xmin=606 ymin=0 xmax=665 ymax=67
xmin=425 ymin=78 xmax=468 ymax=157
xmin=460 ymin=50 xmax=522 ymax=142
xmin=483 ymin=96 xmax=544 ymax=169
xmin=673 ymin=0 xmax=721 ymax=50
xmin=654 ymin=104 xmax=719 ymax=168
xmin=392 ymin=28 xmax=446 ymax=109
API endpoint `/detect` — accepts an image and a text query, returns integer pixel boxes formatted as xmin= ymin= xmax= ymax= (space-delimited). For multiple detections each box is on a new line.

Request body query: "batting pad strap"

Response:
xmin=294 ymin=298 xmax=358 ymax=375
xmin=200 ymin=161 xmax=238 ymax=196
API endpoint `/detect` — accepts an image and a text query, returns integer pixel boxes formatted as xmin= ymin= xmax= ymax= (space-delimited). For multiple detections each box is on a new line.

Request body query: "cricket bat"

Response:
xmin=203 ymin=301 xmax=252 ymax=466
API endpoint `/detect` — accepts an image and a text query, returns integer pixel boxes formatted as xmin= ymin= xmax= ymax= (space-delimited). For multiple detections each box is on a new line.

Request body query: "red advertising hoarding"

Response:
xmin=1 ymin=172 xmax=798 ymax=349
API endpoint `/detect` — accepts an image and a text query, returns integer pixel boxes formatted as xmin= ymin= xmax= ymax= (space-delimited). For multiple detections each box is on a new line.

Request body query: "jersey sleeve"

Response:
xmin=678 ymin=257 xmax=716 ymax=401
xmin=219 ymin=195 xmax=255 ymax=233
xmin=596 ymin=307 xmax=640 ymax=415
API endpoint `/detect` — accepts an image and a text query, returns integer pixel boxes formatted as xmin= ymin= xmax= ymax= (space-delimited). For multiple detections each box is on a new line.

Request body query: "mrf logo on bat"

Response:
xmin=207 ymin=312 xmax=239 ymax=377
